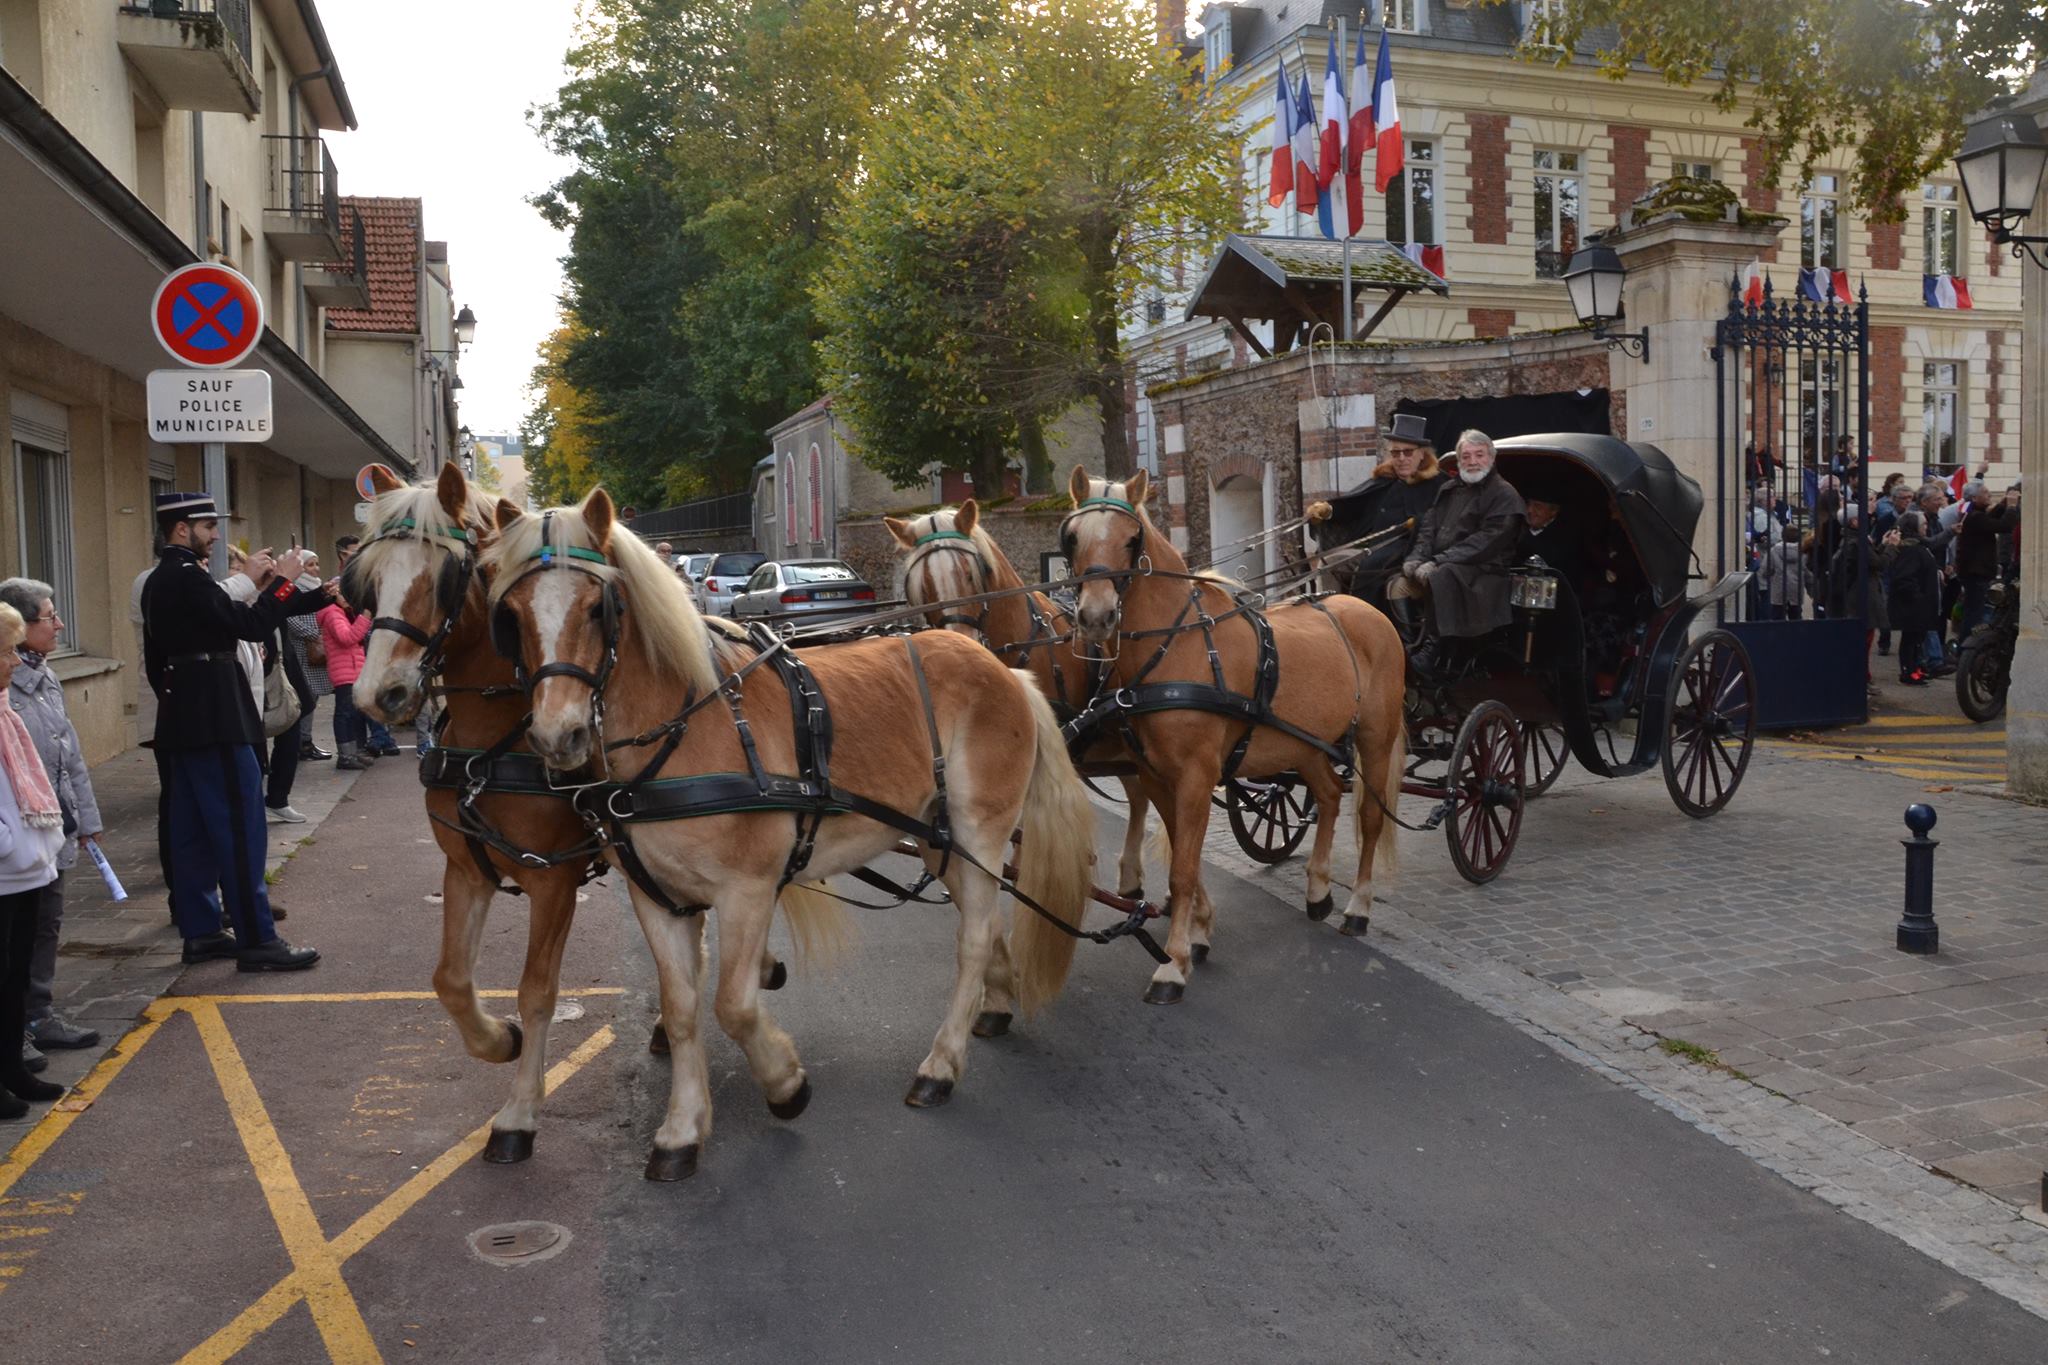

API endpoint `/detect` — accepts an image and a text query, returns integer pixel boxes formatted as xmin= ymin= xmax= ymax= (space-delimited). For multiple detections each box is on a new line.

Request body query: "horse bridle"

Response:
xmin=1057 ymin=493 xmax=1152 ymax=656
xmin=491 ymin=509 xmax=627 ymax=706
xmin=905 ymin=521 xmax=994 ymax=636
xmin=352 ymin=516 xmax=479 ymax=685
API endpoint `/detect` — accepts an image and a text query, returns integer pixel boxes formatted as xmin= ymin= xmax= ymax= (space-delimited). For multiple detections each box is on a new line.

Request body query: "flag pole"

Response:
xmin=1339 ymin=16 xmax=1352 ymax=341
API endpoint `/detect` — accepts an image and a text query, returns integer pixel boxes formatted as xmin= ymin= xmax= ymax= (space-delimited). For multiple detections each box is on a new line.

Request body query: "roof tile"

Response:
xmin=327 ymin=196 xmax=420 ymax=335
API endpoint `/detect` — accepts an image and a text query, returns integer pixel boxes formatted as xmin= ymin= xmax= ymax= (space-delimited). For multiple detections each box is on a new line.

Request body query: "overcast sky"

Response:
xmin=321 ymin=1 xmax=582 ymax=438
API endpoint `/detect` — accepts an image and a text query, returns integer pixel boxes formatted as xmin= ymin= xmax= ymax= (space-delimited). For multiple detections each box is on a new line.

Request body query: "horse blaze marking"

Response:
xmin=0 ymin=992 xmax=616 ymax=1360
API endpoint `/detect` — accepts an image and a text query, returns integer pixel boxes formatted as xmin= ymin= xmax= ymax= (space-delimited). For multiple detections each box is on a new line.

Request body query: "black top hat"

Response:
xmin=1384 ymin=412 xmax=1430 ymax=447
xmin=155 ymin=491 xmax=221 ymax=521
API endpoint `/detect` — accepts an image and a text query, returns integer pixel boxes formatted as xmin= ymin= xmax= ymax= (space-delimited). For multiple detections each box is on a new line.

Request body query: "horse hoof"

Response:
xmin=648 ymin=1023 xmax=670 ymax=1056
xmin=768 ymin=1076 xmax=813 ymax=1122
xmin=1339 ymin=913 xmax=1371 ymax=938
xmin=500 ymin=1020 xmax=523 ymax=1063
xmin=904 ymin=1075 xmax=954 ymax=1108
xmin=972 ymin=1010 xmax=1012 ymax=1038
xmin=643 ymin=1144 xmax=700 ymax=1182
xmin=1142 ymin=979 xmax=1186 ymax=1006
xmin=1306 ymin=893 xmax=1336 ymax=922
xmin=1191 ymin=943 xmax=1210 ymax=964
xmin=481 ymin=1128 xmax=534 ymax=1164
xmin=765 ymin=959 xmax=789 ymax=991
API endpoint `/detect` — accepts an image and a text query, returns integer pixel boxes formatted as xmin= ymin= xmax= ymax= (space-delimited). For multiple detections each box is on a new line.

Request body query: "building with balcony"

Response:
xmin=1128 ymin=0 xmax=2020 ymax=560
xmin=0 ymin=0 xmax=448 ymax=762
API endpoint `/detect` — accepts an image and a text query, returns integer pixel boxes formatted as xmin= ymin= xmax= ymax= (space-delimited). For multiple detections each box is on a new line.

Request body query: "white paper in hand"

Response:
xmin=87 ymin=840 xmax=128 ymax=902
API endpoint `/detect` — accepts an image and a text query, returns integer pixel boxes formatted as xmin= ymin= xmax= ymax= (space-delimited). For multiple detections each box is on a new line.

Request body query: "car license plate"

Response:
xmin=815 ymin=590 xmax=848 ymax=600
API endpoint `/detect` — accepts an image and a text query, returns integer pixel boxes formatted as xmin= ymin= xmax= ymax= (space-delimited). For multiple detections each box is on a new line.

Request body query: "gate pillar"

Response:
xmin=2013 ymin=98 xmax=2048 ymax=800
xmin=1604 ymin=211 xmax=1785 ymax=584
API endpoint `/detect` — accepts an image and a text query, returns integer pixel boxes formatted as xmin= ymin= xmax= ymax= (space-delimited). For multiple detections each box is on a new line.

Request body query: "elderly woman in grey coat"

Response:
xmin=0 ymin=579 xmax=104 ymax=1062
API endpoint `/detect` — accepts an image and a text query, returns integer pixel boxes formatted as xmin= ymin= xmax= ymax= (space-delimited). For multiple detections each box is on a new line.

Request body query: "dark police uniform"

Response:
xmin=141 ymin=495 xmax=324 ymax=952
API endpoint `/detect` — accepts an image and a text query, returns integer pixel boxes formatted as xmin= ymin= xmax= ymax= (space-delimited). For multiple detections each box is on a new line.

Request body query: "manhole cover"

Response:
xmin=468 ymin=1221 xmax=572 ymax=1267
xmin=552 ymin=999 xmax=585 ymax=1023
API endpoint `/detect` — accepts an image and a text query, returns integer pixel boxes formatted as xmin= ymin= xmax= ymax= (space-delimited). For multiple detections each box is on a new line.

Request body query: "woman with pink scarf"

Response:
xmin=0 ymin=601 xmax=66 ymax=1118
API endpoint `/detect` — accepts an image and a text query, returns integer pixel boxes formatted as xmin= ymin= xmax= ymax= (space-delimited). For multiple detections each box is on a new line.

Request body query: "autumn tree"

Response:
xmin=817 ymin=0 xmax=1247 ymax=483
xmin=520 ymin=322 xmax=601 ymax=506
xmin=1536 ymin=1 xmax=2036 ymax=216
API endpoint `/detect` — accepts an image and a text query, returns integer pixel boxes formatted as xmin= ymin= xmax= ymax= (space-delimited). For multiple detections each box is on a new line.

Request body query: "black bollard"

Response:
xmin=1897 ymin=804 xmax=1939 ymax=955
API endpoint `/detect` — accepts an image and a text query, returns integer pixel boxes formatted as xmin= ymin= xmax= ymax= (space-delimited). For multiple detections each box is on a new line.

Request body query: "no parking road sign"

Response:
xmin=151 ymin=262 xmax=265 ymax=368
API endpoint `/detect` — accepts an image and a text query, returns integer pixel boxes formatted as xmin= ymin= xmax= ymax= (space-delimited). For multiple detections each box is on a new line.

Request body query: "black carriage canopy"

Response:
xmin=1493 ymin=434 xmax=1704 ymax=607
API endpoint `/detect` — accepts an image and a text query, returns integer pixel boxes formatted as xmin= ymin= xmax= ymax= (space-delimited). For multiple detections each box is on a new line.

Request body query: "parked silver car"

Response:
xmin=699 ymin=551 xmax=769 ymax=618
xmin=730 ymin=560 xmax=879 ymax=631
xmin=678 ymin=552 xmax=717 ymax=608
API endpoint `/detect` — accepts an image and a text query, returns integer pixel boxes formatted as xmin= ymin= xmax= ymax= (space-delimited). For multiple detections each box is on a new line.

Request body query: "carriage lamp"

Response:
xmin=454 ymin=304 xmax=479 ymax=346
xmin=1562 ymin=243 xmax=1650 ymax=361
xmin=1956 ymin=115 xmax=2048 ymax=269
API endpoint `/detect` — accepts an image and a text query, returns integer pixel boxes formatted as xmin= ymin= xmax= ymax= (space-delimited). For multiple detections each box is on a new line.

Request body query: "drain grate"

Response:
xmin=468 ymin=1220 xmax=572 ymax=1267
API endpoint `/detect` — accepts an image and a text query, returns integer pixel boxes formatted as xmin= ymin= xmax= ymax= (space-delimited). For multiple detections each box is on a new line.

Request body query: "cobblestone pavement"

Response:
xmin=1162 ymin=740 xmax=2048 ymax=1318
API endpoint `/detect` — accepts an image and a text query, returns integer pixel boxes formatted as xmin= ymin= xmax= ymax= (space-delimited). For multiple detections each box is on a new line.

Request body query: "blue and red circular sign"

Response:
xmin=150 ymin=262 xmax=265 ymax=369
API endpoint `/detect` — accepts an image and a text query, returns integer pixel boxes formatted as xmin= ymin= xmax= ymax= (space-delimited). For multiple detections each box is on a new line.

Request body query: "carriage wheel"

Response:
xmin=1523 ymin=723 xmax=1570 ymax=797
xmin=1444 ymin=701 xmax=1524 ymax=885
xmin=1225 ymin=776 xmax=1317 ymax=865
xmin=1662 ymin=629 xmax=1757 ymax=818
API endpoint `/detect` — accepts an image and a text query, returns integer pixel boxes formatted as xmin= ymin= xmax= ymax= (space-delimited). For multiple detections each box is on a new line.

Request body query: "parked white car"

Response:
xmin=698 ymin=551 xmax=769 ymax=617
xmin=678 ymin=552 xmax=717 ymax=607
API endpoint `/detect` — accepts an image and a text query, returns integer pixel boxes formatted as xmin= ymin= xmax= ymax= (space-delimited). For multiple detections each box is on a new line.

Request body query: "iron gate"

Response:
xmin=1711 ymin=276 xmax=1871 ymax=729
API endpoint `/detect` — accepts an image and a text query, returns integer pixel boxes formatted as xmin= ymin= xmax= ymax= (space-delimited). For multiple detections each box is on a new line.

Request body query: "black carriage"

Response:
xmin=1226 ymin=434 xmax=1758 ymax=883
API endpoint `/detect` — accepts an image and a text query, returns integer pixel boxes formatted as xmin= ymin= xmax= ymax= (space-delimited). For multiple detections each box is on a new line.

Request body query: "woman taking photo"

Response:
xmin=0 ymin=601 xmax=66 ymax=1118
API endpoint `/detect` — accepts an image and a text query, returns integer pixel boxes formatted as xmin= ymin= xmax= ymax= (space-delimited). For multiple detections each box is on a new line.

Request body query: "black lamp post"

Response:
xmin=454 ymin=304 xmax=478 ymax=346
xmin=1562 ymin=242 xmax=1649 ymax=361
xmin=1955 ymin=114 xmax=2048 ymax=269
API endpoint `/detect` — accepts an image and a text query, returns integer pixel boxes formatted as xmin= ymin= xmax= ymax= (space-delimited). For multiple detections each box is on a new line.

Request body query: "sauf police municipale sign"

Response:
xmin=146 ymin=261 xmax=274 ymax=443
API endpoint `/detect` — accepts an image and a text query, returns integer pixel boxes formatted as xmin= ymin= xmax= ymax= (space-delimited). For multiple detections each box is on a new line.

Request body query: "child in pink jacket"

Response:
xmin=315 ymin=602 xmax=375 ymax=769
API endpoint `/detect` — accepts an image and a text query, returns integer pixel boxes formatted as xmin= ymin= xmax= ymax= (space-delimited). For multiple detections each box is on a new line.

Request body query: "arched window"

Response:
xmin=782 ymin=452 xmax=797 ymax=548
xmin=808 ymin=443 xmax=825 ymax=541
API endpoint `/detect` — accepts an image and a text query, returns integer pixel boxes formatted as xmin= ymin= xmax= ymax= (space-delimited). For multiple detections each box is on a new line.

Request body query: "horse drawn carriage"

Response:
xmin=1223 ymin=433 xmax=1759 ymax=884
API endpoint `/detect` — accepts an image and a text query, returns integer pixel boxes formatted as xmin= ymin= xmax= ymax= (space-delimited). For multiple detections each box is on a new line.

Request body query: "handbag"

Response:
xmin=262 ymin=654 xmax=302 ymax=739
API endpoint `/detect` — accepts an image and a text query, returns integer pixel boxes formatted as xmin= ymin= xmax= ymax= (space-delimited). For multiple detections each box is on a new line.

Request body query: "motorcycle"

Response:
xmin=1955 ymin=578 xmax=2019 ymax=723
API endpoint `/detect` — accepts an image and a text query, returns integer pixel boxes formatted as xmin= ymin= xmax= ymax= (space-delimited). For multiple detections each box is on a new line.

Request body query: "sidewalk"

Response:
xmin=8 ymin=734 xmax=372 ymax=1109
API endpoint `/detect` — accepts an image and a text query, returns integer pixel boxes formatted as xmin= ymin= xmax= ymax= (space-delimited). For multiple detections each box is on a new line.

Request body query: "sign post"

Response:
xmin=147 ymin=262 xmax=271 ymax=580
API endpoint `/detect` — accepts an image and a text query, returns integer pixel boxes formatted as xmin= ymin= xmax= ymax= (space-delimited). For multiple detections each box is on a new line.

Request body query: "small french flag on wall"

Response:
xmin=1739 ymin=260 xmax=1765 ymax=306
xmin=1401 ymin=242 xmax=1446 ymax=277
xmin=1923 ymin=274 xmax=1974 ymax=309
xmin=1799 ymin=267 xmax=1851 ymax=304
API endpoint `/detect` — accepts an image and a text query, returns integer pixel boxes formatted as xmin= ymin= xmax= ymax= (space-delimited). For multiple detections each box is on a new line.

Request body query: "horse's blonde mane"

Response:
xmin=1078 ymin=476 xmax=1183 ymax=570
xmin=360 ymin=481 xmax=495 ymax=562
xmin=898 ymin=507 xmax=1010 ymax=595
xmin=482 ymin=501 xmax=722 ymax=697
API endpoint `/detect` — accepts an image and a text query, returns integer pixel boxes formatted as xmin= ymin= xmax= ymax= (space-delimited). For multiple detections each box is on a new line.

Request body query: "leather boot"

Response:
xmin=334 ymin=742 xmax=366 ymax=772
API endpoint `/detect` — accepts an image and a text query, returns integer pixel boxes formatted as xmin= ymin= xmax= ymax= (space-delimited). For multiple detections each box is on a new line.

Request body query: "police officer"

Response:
xmin=141 ymin=492 xmax=324 ymax=971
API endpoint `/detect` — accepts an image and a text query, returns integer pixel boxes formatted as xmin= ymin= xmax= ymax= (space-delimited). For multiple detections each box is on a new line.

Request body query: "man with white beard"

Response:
xmin=1397 ymin=429 xmax=1528 ymax=676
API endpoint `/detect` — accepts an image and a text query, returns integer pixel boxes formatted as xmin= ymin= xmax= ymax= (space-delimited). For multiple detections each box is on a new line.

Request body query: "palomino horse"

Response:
xmin=887 ymin=498 xmax=1153 ymax=900
xmin=1059 ymin=467 xmax=1407 ymax=1003
xmin=346 ymin=464 xmax=793 ymax=1164
xmin=483 ymin=489 xmax=1097 ymax=1180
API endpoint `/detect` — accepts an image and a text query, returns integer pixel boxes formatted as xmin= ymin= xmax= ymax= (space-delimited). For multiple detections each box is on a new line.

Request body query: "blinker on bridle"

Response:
xmin=1056 ymin=491 xmax=1151 ymax=662
xmin=359 ymin=515 xmax=479 ymax=682
xmin=907 ymin=518 xmax=993 ymax=636
xmin=496 ymin=509 xmax=625 ymax=701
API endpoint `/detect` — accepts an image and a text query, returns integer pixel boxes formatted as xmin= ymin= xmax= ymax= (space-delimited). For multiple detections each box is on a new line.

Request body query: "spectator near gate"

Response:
xmin=1883 ymin=512 xmax=1943 ymax=685
xmin=1953 ymin=483 xmax=2021 ymax=636
xmin=140 ymin=492 xmax=321 ymax=973
xmin=0 ymin=600 xmax=69 ymax=1118
xmin=0 ymin=579 xmax=104 ymax=1065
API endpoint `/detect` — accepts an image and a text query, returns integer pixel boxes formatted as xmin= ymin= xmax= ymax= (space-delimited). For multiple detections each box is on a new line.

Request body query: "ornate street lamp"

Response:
xmin=1956 ymin=115 xmax=2048 ymax=269
xmin=454 ymin=304 xmax=479 ymax=346
xmin=1561 ymin=242 xmax=1649 ymax=361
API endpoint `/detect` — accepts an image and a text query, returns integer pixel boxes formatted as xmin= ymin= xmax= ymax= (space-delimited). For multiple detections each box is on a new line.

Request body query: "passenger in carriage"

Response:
xmin=1395 ymin=429 xmax=1527 ymax=676
xmin=1515 ymin=495 xmax=1589 ymax=592
xmin=1307 ymin=411 xmax=1444 ymax=618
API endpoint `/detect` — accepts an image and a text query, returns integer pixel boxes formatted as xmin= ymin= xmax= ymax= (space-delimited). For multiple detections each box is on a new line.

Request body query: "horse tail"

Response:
xmin=1352 ymin=710 xmax=1404 ymax=890
xmin=778 ymin=880 xmax=851 ymax=971
xmin=1007 ymin=668 xmax=1097 ymax=1014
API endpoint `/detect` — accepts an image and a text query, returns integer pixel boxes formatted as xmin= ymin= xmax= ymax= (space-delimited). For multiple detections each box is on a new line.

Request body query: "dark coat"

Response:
xmin=1883 ymin=539 xmax=1942 ymax=634
xmin=1317 ymin=450 xmax=1444 ymax=592
xmin=1516 ymin=518 xmax=1589 ymax=592
xmin=1953 ymin=502 xmax=2017 ymax=579
xmin=141 ymin=546 xmax=323 ymax=751
xmin=1406 ymin=467 xmax=1527 ymax=637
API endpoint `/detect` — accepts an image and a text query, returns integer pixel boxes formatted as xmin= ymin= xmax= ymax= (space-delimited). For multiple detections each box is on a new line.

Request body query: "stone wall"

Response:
xmin=837 ymin=504 xmax=1070 ymax=600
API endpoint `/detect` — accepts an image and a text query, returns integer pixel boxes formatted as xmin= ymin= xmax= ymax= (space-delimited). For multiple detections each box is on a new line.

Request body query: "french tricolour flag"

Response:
xmin=1317 ymin=32 xmax=1347 ymax=240
xmin=1948 ymin=465 xmax=1970 ymax=501
xmin=1799 ymin=266 xmax=1851 ymax=305
xmin=1371 ymin=29 xmax=1403 ymax=193
xmin=1402 ymin=242 xmax=1447 ymax=277
xmin=1739 ymin=260 xmax=1765 ymax=307
xmin=1923 ymin=274 xmax=1974 ymax=310
xmin=1267 ymin=68 xmax=1294 ymax=208
xmin=1344 ymin=28 xmax=1371 ymax=236
xmin=1291 ymin=71 xmax=1320 ymax=214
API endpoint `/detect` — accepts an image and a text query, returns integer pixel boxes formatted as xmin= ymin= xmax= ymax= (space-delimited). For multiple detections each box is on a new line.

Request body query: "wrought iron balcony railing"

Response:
xmin=118 ymin=0 xmax=252 ymax=65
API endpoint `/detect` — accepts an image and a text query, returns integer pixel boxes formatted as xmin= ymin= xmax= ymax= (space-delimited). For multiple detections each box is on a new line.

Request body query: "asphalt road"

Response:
xmin=3 ymin=761 xmax=2043 ymax=1363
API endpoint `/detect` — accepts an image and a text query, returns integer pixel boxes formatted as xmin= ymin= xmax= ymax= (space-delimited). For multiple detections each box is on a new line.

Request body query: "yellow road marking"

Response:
xmin=0 ymin=1011 xmax=170 ymax=1201
xmin=1844 ymin=715 xmax=1989 ymax=728
xmin=180 ymin=1024 xmax=617 ymax=1364
xmin=190 ymin=1001 xmax=382 ymax=1363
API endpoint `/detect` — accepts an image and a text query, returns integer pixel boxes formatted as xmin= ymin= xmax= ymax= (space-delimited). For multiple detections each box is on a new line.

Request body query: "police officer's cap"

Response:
xmin=155 ymin=491 xmax=221 ymax=522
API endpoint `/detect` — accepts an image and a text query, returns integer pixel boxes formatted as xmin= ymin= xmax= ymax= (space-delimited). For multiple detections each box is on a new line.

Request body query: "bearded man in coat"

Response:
xmin=1398 ymin=429 xmax=1527 ymax=674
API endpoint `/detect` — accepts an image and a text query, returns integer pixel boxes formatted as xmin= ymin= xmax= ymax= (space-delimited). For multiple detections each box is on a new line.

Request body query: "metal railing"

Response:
xmin=630 ymin=491 xmax=756 ymax=541
xmin=311 ymin=207 xmax=369 ymax=294
xmin=263 ymin=134 xmax=341 ymax=240
xmin=119 ymin=0 xmax=252 ymax=64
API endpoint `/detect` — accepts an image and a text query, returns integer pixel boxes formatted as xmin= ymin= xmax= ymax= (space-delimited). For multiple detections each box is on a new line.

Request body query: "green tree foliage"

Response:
xmin=1536 ymin=1 xmax=2035 ymax=218
xmin=532 ymin=0 xmax=966 ymax=504
xmin=817 ymin=0 xmax=1247 ymax=484
xmin=520 ymin=321 xmax=601 ymax=507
